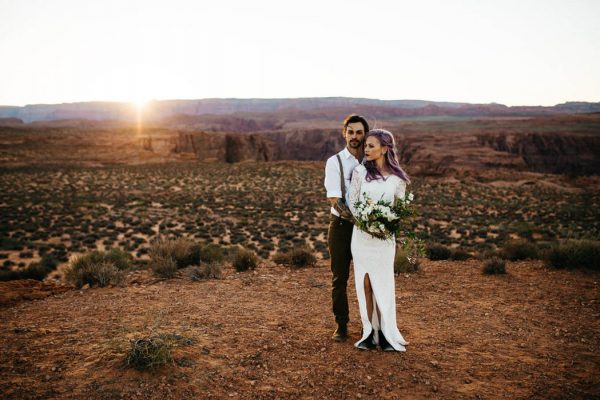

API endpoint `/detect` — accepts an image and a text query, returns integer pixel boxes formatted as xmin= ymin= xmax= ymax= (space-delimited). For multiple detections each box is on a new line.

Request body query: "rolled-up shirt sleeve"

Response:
xmin=324 ymin=157 xmax=342 ymax=198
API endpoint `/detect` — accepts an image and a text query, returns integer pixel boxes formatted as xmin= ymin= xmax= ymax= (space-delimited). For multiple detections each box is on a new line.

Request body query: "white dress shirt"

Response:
xmin=324 ymin=147 xmax=361 ymax=217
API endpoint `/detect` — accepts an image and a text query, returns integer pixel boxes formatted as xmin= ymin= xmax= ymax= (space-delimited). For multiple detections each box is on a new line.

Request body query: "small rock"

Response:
xmin=464 ymin=378 xmax=472 ymax=384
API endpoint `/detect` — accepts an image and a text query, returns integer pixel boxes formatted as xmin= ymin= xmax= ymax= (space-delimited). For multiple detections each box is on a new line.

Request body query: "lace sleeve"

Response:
xmin=348 ymin=165 xmax=364 ymax=217
xmin=395 ymin=178 xmax=407 ymax=202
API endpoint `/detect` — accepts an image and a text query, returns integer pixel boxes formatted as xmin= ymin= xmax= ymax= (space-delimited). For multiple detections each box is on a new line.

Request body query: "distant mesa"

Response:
xmin=1 ymin=98 xmax=600 ymax=123
xmin=0 ymin=117 xmax=24 ymax=126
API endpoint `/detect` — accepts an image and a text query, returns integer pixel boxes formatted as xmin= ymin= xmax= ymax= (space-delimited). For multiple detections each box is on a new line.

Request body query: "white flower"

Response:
xmin=408 ymin=192 xmax=414 ymax=201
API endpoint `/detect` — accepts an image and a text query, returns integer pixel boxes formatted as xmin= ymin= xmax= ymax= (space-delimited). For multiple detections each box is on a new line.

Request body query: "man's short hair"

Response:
xmin=343 ymin=114 xmax=369 ymax=133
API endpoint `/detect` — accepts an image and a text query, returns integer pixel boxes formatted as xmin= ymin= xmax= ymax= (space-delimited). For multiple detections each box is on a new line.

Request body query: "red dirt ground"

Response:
xmin=1 ymin=259 xmax=599 ymax=399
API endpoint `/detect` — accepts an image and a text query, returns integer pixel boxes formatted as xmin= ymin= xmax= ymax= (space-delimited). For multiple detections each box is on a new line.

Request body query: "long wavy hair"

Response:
xmin=364 ymin=129 xmax=411 ymax=184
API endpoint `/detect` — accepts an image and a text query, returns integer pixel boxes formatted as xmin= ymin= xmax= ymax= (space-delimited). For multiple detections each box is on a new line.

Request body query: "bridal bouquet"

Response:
xmin=353 ymin=191 xmax=416 ymax=241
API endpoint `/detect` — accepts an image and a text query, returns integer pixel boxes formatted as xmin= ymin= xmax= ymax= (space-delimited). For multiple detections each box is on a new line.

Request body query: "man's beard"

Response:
xmin=349 ymin=140 xmax=362 ymax=148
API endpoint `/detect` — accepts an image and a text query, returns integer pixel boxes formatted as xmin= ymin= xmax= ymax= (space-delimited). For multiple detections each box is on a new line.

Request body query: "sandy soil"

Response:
xmin=1 ymin=260 xmax=599 ymax=399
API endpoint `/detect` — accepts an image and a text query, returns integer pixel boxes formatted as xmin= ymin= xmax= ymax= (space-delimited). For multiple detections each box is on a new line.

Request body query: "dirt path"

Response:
xmin=1 ymin=260 xmax=599 ymax=399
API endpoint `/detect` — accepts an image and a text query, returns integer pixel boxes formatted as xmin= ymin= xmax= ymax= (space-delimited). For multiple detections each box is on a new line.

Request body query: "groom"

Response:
xmin=324 ymin=114 xmax=369 ymax=342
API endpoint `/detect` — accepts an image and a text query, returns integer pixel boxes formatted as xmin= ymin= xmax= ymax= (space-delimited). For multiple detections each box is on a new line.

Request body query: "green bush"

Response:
xmin=501 ymin=240 xmax=539 ymax=261
xmin=149 ymin=256 xmax=178 ymax=278
xmin=426 ymin=243 xmax=451 ymax=260
xmin=233 ymin=248 xmax=259 ymax=272
xmin=149 ymin=238 xmax=200 ymax=269
xmin=65 ymin=260 xmax=123 ymax=288
xmin=394 ymin=246 xmax=419 ymax=273
xmin=544 ymin=240 xmax=600 ymax=270
xmin=272 ymin=246 xmax=317 ymax=268
xmin=483 ymin=257 xmax=506 ymax=275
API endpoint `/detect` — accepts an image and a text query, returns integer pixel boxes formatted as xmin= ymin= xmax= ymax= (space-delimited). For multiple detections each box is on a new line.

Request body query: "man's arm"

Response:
xmin=324 ymin=157 xmax=354 ymax=221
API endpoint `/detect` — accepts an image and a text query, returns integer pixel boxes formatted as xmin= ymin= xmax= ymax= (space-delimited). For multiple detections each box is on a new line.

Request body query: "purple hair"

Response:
xmin=363 ymin=129 xmax=411 ymax=184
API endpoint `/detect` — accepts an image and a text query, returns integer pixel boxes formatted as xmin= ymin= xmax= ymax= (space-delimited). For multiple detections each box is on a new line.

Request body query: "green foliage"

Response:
xmin=232 ymin=247 xmax=259 ymax=272
xmin=65 ymin=260 xmax=123 ymax=288
xmin=426 ymin=243 xmax=451 ymax=260
xmin=501 ymin=240 xmax=540 ymax=261
xmin=272 ymin=246 xmax=317 ymax=268
xmin=483 ymin=257 xmax=507 ymax=275
xmin=149 ymin=238 xmax=200 ymax=269
xmin=544 ymin=240 xmax=600 ymax=270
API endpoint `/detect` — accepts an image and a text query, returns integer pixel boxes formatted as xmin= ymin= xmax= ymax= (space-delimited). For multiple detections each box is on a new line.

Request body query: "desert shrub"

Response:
xmin=104 ymin=247 xmax=133 ymax=270
xmin=125 ymin=336 xmax=173 ymax=371
xmin=394 ymin=246 xmax=419 ymax=274
xmin=190 ymin=263 xmax=223 ymax=280
xmin=232 ymin=248 xmax=259 ymax=272
xmin=426 ymin=243 xmax=451 ymax=260
xmin=0 ymin=255 xmax=58 ymax=281
xmin=149 ymin=256 xmax=178 ymax=279
xmin=69 ymin=249 xmax=132 ymax=273
xmin=476 ymin=248 xmax=502 ymax=260
xmin=501 ymin=240 xmax=539 ymax=261
xmin=544 ymin=240 xmax=600 ymax=270
xmin=200 ymin=243 xmax=225 ymax=263
xmin=450 ymin=248 xmax=472 ymax=261
xmin=124 ymin=333 xmax=193 ymax=371
xmin=0 ymin=238 xmax=24 ymax=251
xmin=65 ymin=260 xmax=123 ymax=288
xmin=272 ymin=246 xmax=317 ymax=268
xmin=149 ymin=238 xmax=200 ymax=268
xmin=483 ymin=257 xmax=507 ymax=275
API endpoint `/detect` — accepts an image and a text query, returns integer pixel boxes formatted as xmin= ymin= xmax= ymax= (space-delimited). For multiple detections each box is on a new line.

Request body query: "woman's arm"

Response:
xmin=348 ymin=166 xmax=364 ymax=218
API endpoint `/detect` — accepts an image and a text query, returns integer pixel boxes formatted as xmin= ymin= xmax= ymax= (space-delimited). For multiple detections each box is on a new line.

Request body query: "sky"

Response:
xmin=0 ymin=0 xmax=599 ymax=107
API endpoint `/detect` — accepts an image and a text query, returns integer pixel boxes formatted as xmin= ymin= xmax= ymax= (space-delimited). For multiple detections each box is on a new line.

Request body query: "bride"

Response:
xmin=348 ymin=129 xmax=411 ymax=352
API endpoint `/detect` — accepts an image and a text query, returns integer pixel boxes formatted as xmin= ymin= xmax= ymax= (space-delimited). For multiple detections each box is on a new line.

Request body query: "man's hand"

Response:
xmin=333 ymin=198 xmax=354 ymax=222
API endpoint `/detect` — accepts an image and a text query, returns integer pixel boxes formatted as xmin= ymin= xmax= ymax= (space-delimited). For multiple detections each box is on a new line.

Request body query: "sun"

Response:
xmin=132 ymin=97 xmax=149 ymax=112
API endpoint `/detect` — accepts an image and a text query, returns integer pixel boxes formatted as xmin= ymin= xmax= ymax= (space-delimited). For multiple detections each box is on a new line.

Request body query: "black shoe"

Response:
xmin=332 ymin=324 xmax=348 ymax=342
xmin=357 ymin=330 xmax=376 ymax=350
xmin=378 ymin=330 xmax=395 ymax=352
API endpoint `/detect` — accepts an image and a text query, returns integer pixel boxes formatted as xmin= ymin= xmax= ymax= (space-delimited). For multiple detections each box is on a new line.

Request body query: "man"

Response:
xmin=324 ymin=114 xmax=369 ymax=342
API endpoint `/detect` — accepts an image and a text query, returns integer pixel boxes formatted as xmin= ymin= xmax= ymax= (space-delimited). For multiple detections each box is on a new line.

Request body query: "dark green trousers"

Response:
xmin=327 ymin=214 xmax=354 ymax=326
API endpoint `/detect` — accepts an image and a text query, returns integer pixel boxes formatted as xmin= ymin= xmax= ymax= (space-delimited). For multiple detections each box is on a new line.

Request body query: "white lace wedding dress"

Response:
xmin=348 ymin=164 xmax=408 ymax=351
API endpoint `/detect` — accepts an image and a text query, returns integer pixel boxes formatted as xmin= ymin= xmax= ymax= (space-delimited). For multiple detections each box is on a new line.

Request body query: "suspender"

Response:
xmin=336 ymin=154 xmax=345 ymax=202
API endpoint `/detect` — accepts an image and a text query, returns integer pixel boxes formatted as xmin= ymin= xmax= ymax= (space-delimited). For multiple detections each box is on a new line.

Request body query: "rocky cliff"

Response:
xmin=477 ymin=133 xmax=600 ymax=175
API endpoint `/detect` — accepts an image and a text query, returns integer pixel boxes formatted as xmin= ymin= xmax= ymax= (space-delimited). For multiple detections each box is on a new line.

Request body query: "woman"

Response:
xmin=348 ymin=129 xmax=410 ymax=352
